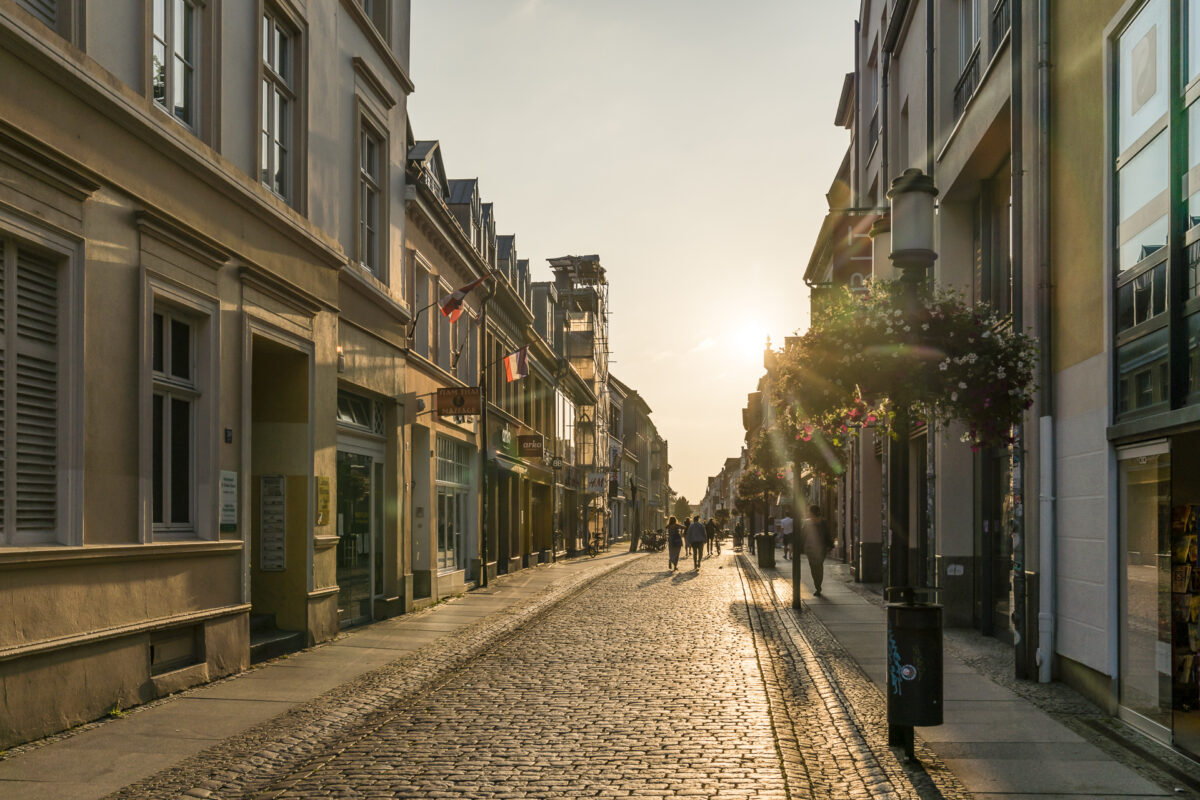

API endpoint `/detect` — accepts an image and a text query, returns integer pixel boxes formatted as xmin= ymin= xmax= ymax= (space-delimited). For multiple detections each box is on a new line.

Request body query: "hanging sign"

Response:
xmin=518 ymin=434 xmax=544 ymax=459
xmin=586 ymin=471 xmax=608 ymax=495
xmin=260 ymin=474 xmax=287 ymax=572
xmin=437 ymin=387 xmax=482 ymax=417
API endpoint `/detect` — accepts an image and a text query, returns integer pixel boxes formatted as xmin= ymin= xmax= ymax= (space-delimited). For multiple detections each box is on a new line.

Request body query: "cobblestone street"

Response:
xmin=102 ymin=553 xmax=968 ymax=800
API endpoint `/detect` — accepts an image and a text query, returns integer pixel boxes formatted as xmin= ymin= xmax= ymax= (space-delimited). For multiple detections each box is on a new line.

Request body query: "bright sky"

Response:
xmin=410 ymin=0 xmax=855 ymax=503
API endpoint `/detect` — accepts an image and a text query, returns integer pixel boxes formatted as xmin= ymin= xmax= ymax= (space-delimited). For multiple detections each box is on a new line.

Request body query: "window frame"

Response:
xmin=259 ymin=1 xmax=306 ymax=209
xmin=150 ymin=0 xmax=200 ymax=130
xmin=355 ymin=105 xmax=388 ymax=278
xmin=142 ymin=279 xmax=219 ymax=542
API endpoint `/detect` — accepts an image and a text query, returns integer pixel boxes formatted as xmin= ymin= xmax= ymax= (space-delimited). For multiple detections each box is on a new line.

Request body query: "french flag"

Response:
xmin=503 ymin=346 xmax=529 ymax=382
xmin=438 ymin=274 xmax=493 ymax=323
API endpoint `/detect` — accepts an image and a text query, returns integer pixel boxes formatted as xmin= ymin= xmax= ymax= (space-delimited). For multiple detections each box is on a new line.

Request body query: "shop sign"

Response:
xmin=518 ymin=434 xmax=544 ymax=459
xmin=436 ymin=387 xmax=482 ymax=417
xmin=315 ymin=475 xmax=331 ymax=526
xmin=586 ymin=471 xmax=608 ymax=495
xmin=219 ymin=471 xmax=238 ymax=533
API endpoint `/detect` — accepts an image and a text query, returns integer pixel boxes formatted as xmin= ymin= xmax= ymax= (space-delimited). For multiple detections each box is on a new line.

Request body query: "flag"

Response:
xmin=503 ymin=346 xmax=529 ymax=382
xmin=438 ymin=274 xmax=493 ymax=322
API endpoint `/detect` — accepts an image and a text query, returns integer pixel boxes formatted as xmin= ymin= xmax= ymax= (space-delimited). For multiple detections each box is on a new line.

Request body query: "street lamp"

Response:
xmin=885 ymin=167 xmax=941 ymax=759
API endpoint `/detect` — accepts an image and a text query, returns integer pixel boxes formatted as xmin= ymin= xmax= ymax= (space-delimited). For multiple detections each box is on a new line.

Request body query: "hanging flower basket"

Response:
xmin=772 ymin=280 xmax=1038 ymax=449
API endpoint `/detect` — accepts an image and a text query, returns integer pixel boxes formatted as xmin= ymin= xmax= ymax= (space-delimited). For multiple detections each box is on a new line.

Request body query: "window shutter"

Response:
xmin=15 ymin=249 xmax=57 ymax=534
xmin=16 ymin=0 xmax=58 ymax=28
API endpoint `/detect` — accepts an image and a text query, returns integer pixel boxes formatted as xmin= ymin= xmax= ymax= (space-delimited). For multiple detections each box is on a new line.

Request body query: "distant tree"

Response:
xmin=737 ymin=430 xmax=789 ymax=536
xmin=714 ymin=507 xmax=731 ymax=530
xmin=672 ymin=495 xmax=692 ymax=521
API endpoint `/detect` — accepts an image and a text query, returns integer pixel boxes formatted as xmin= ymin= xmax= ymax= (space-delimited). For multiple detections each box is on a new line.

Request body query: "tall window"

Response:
xmin=358 ymin=123 xmax=383 ymax=274
xmin=0 ymin=240 xmax=60 ymax=545
xmin=1114 ymin=0 xmax=1172 ymax=415
xmin=261 ymin=10 xmax=295 ymax=201
xmin=152 ymin=307 xmax=197 ymax=533
xmin=360 ymin=0 xmax=387 ymax=37
xmin=959 ymin=0 xmax=980 ymax=70
xmin=152 ymin=0 xmax=198 ymax=127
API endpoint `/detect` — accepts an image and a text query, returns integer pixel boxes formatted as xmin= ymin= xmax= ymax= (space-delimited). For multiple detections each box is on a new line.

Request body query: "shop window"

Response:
xmin=436 ymin=436 xmax=472 ymax=573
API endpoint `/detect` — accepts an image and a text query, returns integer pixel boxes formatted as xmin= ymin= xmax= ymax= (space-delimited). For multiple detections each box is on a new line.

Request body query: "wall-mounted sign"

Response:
xmin=586 ymin=471 xmax=608 ymax=495
xmin=315 ymin=475 xmax=331 ymax=526
xmin=518 ymin=434 xmax=544 ymax=459
xmin=219 ymin=471 xmax=238 ymax=533
xmin=260 ymin=474 xmax=287 ymax=572
xmin=436 ymin=387 xmax=482 ymax=417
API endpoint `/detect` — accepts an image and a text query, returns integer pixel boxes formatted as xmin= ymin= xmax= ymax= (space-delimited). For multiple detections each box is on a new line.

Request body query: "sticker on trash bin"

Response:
xmin=899 ymin=664 xmax=917 ymax=681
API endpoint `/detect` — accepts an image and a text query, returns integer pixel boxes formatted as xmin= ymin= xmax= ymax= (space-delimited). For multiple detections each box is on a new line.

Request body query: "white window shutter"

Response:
xmin=14 ymin=249 xmax=57 ymax=534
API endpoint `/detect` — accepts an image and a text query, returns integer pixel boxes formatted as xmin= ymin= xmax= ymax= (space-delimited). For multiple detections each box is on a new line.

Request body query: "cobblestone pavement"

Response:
xmin=109 ymin=553 xmax=971 ymax=799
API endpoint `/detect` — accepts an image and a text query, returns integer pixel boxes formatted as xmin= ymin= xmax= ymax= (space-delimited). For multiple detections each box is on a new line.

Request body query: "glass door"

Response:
xmin=337 ymin=450 xmax=381 ymax=627
xmin=1118 ymin=442 xmax=1172 ymax=736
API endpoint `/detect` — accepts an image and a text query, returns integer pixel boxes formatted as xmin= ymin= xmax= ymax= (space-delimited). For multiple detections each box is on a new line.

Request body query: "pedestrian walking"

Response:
xmin=666 ymin=516 xmax=685 ymax=571
xmin=705 ymin=517 xmax=718 ymax=556
xmin=747 ymin=519 xmax=756 ymax=554
xmin=802 ymin=504 xmax=834 ymax=596
xmin=780 ymin=512 xmax=794 ymax=560
xmin=733 ymin=519 xmax=745 ymax=551
xmin=686 ymin=515 xmax=707 ymax=570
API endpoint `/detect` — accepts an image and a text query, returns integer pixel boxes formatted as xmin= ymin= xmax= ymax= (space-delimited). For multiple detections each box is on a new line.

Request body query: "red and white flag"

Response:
xmin=438 ymin=274 xmax=493 ymax=323
xmin=503 ymin=346 xmax=529 ymax=382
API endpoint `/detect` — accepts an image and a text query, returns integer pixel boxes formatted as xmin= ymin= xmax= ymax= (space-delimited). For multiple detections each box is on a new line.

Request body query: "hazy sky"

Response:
xmin=410 ymin=1 xmax=855 ymax=502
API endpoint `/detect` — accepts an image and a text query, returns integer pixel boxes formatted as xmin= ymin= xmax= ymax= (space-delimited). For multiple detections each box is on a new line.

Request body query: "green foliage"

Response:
xmin=772 ymin=281 xmax=1038 ymax=449
xmin=714 ymin=508 xmax=731 ymax=528
xmin=672 ymin=495 xmax=692 ymax=521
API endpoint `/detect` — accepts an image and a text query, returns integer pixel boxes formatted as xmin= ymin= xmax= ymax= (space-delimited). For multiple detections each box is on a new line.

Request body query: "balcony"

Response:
xmin=953 ymin=45 xmax=981 ymax=120
xmin=990 ymin=0 xmax=1011 ymax=59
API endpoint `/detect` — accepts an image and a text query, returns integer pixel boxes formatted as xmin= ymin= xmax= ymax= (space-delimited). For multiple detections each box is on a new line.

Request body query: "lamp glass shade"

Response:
xmin=871 ymin=228 xmax=895 ymax=281
xmin=889 ymin=187 xmax=935 ymax=255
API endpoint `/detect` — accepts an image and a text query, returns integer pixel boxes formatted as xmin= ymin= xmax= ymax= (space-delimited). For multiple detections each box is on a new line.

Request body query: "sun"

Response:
xmin=730 ymin=320 xmax=769 ymax=361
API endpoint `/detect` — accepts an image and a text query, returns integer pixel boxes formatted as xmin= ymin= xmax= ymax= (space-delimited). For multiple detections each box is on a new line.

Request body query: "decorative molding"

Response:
xmin=307 ymin=584 xmax=340 ymax=598
xmin=0 ymin=121 xmax=102 ymax=201
xmin=241 ymin=263 xmax=337 ymax=316
xmin=135 ymin=209 xmax=232 ymax=269
xmin=338 ymin=0 xmax=415 ymax=95
xmin=339 ymin=262 xmax=411 ymax=322
xmin=352 ymin=56 xmax=397 ymax=109
xmin=0 ymin=539 xmax=243 ymax=569
xmin=0 ymin=603 xmax=251 ymax=662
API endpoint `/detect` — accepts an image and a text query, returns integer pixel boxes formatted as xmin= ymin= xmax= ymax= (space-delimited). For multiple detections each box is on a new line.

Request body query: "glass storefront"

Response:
xmin=1118 ymin=434 xmax=1200 ymax=757
xmin=436 ymin=436 xmax=473 ymax=574
xmin=336 ymin=449 xmax=384 ymax=628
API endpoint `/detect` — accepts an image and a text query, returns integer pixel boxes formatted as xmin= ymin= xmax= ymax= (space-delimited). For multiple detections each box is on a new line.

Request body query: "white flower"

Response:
xmin=958 ymin=382 xmax=967 ymax=389
xmin=997 ymin=369 xmax=1006 ymax=379
xmin=982 ymin=330 xmax=991 ymax=338
xmin=921 ymin=323 xmax=930 ymax=331
xmin=938 ymin=360 xmax=949 ymax=371
xmin=951 ymin=391 xmax=958 ymax=401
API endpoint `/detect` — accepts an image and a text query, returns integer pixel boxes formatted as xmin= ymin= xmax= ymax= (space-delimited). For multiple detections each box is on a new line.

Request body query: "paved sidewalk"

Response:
xmin=0 ymin=551 xmax=640 ymax=800
xmin=757 ymin=548 xmax=1176 ymax=799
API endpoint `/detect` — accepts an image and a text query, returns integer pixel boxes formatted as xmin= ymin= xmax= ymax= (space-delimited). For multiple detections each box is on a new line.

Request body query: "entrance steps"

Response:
xmin=249 ymin=613 xmax=304 ymax=664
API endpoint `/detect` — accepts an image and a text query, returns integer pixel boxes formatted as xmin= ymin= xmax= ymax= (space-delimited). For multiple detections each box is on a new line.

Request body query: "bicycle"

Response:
xmin=585 ymin=536 xmax=599 ymax=558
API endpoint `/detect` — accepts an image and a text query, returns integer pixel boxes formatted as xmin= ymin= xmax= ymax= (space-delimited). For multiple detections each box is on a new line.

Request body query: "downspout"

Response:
xmin=926 ymin=0 xmax=934 ymax=176
xmin=1035 ymin=0 xmax=1056 ymax=685
xmin=855 ymin=20 xmax=863 ymax=206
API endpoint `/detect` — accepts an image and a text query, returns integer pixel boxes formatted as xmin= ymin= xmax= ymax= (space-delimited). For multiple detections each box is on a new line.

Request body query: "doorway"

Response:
xmin=977 ymin=445 xmax=1013 ymax=641
xmin=336 ymin=442 xmax=384 ymax=628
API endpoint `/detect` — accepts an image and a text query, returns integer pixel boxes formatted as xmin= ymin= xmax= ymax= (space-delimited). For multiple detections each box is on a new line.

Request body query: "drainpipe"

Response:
xmin=926 ymin=0 xmax=934 ymax=176
xmin=1035 ymin=0 xmax=1056 ymax=685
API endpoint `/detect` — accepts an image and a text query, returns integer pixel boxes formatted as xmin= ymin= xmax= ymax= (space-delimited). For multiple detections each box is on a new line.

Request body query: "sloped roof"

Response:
xmin=448 ymin=178 xmax=478 ymax=205
xmin=408 ymin=140 xmax=437 ymax=161
xmin=481 ymin=202 xmax=493 ymax=224
xmin=497 ymin=235 xmax=515 ymax=261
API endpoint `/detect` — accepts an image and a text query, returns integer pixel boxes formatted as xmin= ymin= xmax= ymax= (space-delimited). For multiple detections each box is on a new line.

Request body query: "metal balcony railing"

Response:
xmin=991 ymin=0 xmax=1011 ymax=58
xmin=953 ymin=46 xmax=981 ymax=120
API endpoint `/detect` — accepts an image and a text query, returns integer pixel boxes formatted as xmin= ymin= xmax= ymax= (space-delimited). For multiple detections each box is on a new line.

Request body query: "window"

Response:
xmin=358 ymin=121 xmax=383 ymax=275
xmin=360 ymin=0 xmax=387 ymax=38
xmin=0 ymin=239 xmax=61 ymax=545
xmin=959 ymin=0 xmax=980 ymax=70
xmin=152 ymin=0 xmax=198 ymax=127
xmin=261 ymin=9 xmax=296 ymax=201
xmin=413 ymin=267 xmax=430 ymax=359
xmin=152 ymin=308 xmax=198 ymax=532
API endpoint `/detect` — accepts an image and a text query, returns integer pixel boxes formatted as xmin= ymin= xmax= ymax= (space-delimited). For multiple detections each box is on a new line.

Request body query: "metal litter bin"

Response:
xmin=886 ymin=594 xmax=943 ymax=728
xmin=756 ymin=534 xmax=776 ymax=568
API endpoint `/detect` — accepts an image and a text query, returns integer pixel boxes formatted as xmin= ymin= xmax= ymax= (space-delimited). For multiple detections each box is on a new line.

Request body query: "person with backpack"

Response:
xmin=666 ymin=516 xmax=685 ymax=571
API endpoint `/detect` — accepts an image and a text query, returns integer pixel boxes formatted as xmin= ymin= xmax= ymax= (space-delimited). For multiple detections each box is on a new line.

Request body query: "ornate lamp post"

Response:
xmin=885 ymin=168 xmax=942 ymax=759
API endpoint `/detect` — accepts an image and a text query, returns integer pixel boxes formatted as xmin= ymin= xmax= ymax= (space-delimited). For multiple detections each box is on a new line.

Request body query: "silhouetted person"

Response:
xmin=803 ymin=504 xmax=834 ymax=596
xmin=686 ymin=515 xmax=707 ymax=570
xmin=666 ymin=516 xmax=684 ymax=571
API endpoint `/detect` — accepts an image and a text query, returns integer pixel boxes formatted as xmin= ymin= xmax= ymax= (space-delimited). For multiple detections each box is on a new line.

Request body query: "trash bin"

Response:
xmin=885 ymin=597 xmax=943 ymax=727
xmin=756 ymin=534 xmax=776 ymax=568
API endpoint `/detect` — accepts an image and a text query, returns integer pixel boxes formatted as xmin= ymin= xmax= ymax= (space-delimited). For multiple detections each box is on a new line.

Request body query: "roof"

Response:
xmin=447 ymin=178 xmax=477 ymax=205
xmin=408 ymin=140 xmax=437 ymax=161
xmin=481 ymin=202 xmax=493 ymax=224
xmin=834 ymin=73 xmax=855 ymax=129
xmin=497 ymin=235 xmax=515 ymax=261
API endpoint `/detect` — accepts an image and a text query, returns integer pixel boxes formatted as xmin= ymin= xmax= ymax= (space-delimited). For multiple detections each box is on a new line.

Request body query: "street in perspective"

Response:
xmin=2 ymin=0 xmax=1200 ymax=798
